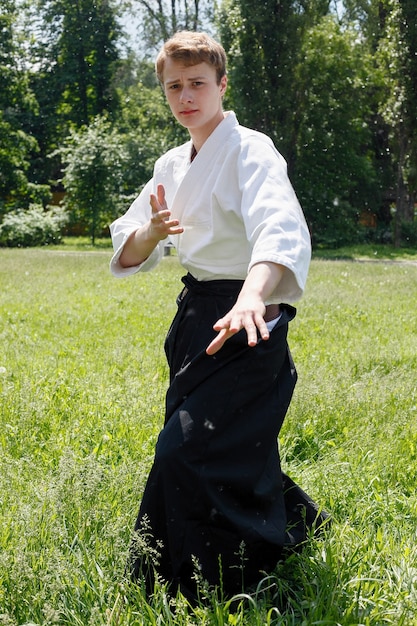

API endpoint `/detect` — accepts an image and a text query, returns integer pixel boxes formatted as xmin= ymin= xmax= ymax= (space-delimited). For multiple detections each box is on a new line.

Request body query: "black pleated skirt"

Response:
xmin=129 ymin=274 xmax=325 ymax=598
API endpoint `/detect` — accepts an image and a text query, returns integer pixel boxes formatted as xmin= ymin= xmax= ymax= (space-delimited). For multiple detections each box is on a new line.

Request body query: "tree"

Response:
xmin=218 ymin=0 xmax=329 ymax=165
xmin=341 ymin=0 xmax=417 ymax=243
xmin=0 ymin=0 xmax=48 ymax=212
xmin=376 ymin=0 xmax=417 ymax=244
xmin=12 ymin=0 xmax=125 ymax=203
xmin=219 ymin=1 xmax=381 ymax=245
xmin=20 ymin=0 xmax=123 ymax=189
xmin=293 ymin=16 xmax=379 ymax=245
xmin=59 ymin=116 xmax=128 ymax=244
xmin=34 ymin=0 xmax=123 ymax=128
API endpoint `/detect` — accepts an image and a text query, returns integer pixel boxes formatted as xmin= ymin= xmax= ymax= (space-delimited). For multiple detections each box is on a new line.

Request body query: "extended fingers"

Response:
xmin=255 ymin=315 xmax=270 ymax=341
xmin=208 ymin=312 xmax=269 ymax=354
xmin=150 ymin=193 xmax=167 ymax=216
xmin=149 ymin=192 xmax=183 ymax=237
xmin=214 ymin=314 xmax=253 ymax=339
xmin=150 ymin=208 xmax=171 ymax=224
xmin=156 ymin=183 xmax=166 ymax=206
xmin=245 ymin=318 xmax=260 ymax=347
xmin=206 ymin=328 xmax=232 ymax=355
xmin=240 ymin=312 xmax=268 ymax=346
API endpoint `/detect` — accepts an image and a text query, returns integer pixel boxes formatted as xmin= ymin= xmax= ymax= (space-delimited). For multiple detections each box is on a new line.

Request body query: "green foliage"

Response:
xmin=2 ymin=0 xmax=417 ymax=248
xmin=220 ymin=0 xmax=295 ymax=157
xmin=10 ymin=0 xmax=123 ymax=197
xmin=218 ymin=3 xmax=390 ymax=245
xmin=0 ymin=204 xmax=68 ymax=247
xmin=36 ymin=0 xmax=122 ymax=127
xmin=0 ymin=0 xmax=37 ymax=115
xmin=399 ymin=220 xmax=417 ymax=247
xmin=374 ymin=0 xmax=417 ymax=237
xmin=218 ymin=0 xmax=328 ymax=160
xmin=0 ymin=110 xmax=52 ymax=216
xmin=0 ymin=247 xmax=416 ymax=623
xmin=59 ymin=116 xmax=129 ymax=243
xmin=293 ymin=15 xmax=379 ymax=246
xmin=0 ymin=117 xmax=36 ymax=210
xmin=0 ymin=0 xmax=44 ymax=210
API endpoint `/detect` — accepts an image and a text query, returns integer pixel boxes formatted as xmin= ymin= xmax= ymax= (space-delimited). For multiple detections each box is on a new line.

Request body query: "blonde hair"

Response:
xmin=156 ymin=31 xmax=227 ymax=85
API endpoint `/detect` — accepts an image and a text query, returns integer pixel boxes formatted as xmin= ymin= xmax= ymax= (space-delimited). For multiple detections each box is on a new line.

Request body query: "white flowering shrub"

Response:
xmin=0 ymin=204 xmax=69 ymax=247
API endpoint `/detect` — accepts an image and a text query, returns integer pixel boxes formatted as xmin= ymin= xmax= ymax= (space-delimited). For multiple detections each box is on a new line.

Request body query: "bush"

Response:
xmin=0 ymin=205 xmax=69 ymax=247
xmin=400 ymin=220 xmax=417 ymax=246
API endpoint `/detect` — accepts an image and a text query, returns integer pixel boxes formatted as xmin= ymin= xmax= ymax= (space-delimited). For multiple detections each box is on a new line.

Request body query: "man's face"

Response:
xmin=162 ymin=58 xmax=227 ymax=140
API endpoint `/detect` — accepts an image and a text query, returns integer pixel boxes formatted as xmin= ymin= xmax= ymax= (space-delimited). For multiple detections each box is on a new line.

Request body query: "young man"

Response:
xmin=110 ymin=31 xmax=326 ymax=600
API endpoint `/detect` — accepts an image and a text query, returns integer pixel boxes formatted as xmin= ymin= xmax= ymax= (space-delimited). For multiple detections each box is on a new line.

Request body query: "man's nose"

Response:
xmin=179 ymin=88 xmax=193 ymax=103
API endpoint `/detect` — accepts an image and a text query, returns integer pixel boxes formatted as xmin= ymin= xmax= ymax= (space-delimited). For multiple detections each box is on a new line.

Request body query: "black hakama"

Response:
xmin=129 ymin=274 xmax=325 ymax=598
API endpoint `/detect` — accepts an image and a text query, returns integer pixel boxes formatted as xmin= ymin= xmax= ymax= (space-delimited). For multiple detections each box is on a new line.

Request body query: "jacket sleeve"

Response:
xmin=238 ymin=135 xmax=311 ymax=302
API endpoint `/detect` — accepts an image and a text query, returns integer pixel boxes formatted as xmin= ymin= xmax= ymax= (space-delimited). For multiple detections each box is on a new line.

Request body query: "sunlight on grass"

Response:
xmin=0 ymin=247 xmax=416 ymax=624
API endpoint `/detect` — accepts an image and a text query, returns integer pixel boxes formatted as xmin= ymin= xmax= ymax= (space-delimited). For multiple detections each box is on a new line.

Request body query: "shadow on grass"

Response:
xmin=313 ymin=243 xmax=417 ymax=262
xmin=60 ymin=236 xmax=113 ymax=250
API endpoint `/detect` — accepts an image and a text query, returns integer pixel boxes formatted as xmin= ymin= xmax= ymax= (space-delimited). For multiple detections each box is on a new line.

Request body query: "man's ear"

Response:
xmin=220 ymin=74 xmax=228 ymax=96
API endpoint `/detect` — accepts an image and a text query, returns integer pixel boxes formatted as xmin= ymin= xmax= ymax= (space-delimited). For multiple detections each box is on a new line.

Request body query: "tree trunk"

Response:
xmin=394 ymin=131 xmax=413 ymax=246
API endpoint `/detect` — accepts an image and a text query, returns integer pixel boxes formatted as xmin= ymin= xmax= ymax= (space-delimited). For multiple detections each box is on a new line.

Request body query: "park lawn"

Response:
xmin=0 ymin=246 xmax=416 ymax=625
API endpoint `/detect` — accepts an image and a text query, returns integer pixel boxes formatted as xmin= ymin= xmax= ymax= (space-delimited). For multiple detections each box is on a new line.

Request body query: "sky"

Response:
xmin=119 ymin=1 xmax=347 ymax=57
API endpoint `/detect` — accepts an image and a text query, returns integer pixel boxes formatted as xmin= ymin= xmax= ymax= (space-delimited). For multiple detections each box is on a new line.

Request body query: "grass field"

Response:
xmin=1 ymin=245 xmax=416 ymax=625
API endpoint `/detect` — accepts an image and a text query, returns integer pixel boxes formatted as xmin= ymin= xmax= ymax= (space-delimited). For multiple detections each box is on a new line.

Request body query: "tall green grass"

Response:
xmin=1 ymin=247 xmax=416 ymax=625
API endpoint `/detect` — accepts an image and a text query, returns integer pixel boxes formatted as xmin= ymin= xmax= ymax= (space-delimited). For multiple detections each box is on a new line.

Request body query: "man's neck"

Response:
xmin=189 ymin=111 xmax=225 ymax=153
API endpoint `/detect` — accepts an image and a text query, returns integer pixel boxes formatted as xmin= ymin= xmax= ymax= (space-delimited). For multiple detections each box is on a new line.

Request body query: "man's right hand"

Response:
xmin=149 ymin=184 xmax=184 ymax=241
xmin=120 ymin=184 xmax=183 ymax=268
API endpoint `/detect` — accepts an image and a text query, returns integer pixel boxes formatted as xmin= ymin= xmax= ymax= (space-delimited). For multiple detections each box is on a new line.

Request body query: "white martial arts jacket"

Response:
xmin=110 ymin=112 xmax=311 ymax=303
